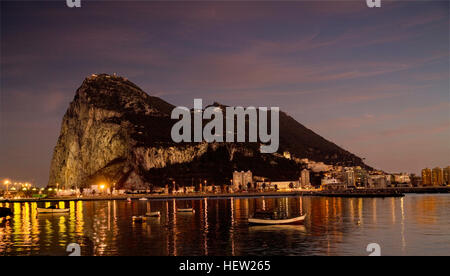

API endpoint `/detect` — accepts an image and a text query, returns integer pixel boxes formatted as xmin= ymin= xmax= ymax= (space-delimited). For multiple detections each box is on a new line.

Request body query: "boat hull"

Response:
xmin=177 ymin=208 xmax=194 ymax=213
xmin=248 ymin=214 xmax=306 ymax=225
xmin=145 ymin=211 xmax=161 ymax=217
xmin=132 ymin=215 xmax=157 ymax=222
xmin=37 ymin=208 xmax=70 ymax=214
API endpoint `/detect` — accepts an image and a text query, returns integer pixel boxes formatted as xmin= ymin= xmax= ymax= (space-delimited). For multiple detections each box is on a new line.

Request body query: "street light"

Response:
xmin=99 ymin=183 xmax=106 ymax=194
xmin=3 ymin=179 xmax=10 ymax=191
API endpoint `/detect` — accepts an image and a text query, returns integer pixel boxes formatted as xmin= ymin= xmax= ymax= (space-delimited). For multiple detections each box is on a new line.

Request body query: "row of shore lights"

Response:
xmin=2 ymin=179 xmax=37 ymax=192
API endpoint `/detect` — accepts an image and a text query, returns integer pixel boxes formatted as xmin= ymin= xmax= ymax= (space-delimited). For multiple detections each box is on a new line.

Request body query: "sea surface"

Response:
xmin=1 ymin=194 xmax=449 ymax=256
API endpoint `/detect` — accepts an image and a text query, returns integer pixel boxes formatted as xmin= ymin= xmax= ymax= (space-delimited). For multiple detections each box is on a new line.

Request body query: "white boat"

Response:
xmin=139 ymin=198 xmax=148 ymax=201
xmin=248 ymin=214 xmax=306 ymax=225
xmin=37 ymin=208 xmax=70 ymax=214
xmin=177 ymin=208 xmax=195 ymax=213
xmin=145 ymin=211 xmax=161 ymax=217
xmin=127 ymin=198 xmax=132 ymax=202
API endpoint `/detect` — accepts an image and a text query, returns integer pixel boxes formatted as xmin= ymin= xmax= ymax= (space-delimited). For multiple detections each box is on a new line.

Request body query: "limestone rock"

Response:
xmin=48 ymin=74 xmax=370 ymax=189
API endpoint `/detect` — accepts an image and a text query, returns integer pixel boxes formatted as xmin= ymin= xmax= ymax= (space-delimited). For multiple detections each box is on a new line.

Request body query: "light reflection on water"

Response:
xmin=0 ymin=194 xmax=449 ymax=256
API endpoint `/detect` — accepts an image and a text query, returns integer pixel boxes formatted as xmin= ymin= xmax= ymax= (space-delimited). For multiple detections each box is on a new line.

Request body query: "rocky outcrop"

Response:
xmin=48 ymin=74 xmax=369 ymax=189
xmin=48 ymin=74 xmax=173 ymax=189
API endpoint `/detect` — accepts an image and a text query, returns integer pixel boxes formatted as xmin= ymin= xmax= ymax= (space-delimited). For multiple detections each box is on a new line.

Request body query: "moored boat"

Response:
xmin=177 ymin=208 xmax=195 ymax=213
xmin=145 ymin=211 xmax=161 ymax=217
xmin=139 ymin=198 xmax=148 ymax=201
xmin=37 ymin=207 xmax=70 ymax=214
xmin=248 ymin=212 xmax=306 ymax=225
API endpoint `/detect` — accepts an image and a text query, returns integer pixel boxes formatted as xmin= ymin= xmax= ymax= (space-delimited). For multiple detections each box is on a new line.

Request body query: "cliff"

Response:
xmin=48 ymin=74 xmax=369 ymax=189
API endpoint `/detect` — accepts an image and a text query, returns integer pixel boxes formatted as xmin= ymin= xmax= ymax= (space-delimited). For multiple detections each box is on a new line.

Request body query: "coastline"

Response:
xmin=1 ymin=187 xmax=448 ymax=203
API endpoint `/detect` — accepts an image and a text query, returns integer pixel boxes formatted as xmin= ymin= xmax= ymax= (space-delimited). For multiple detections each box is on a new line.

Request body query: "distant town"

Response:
xmin=231 ymin=152 xmax=449 ymax=192
xmin=1 ymin=151 xmax=449 ymax=200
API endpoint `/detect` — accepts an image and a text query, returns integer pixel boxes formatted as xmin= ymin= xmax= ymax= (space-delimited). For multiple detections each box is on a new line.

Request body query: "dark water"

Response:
xmin=1 ymin=194 xmax=449 ymax=256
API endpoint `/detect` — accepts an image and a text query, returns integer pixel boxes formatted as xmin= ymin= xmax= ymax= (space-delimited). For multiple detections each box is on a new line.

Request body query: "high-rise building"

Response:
xmin=432 ymin=167 xmax=444 ymax=186
xmin=421 ymin=168 xmax=432 ymax=186
xmin=300 ymin=169 xmax=310 ymax=188
xmin=443 ymin=166 xmax=450 ymax=185
xmin=344 ymin=167 xmax=356 ymax=188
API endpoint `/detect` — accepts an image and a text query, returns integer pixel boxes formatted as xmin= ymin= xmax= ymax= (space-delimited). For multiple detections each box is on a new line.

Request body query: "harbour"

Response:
xmin=1 ymin=194 xmax=449 ymax=256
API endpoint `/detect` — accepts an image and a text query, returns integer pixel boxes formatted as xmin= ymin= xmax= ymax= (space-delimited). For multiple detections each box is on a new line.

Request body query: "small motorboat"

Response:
xmin=177 ymin=208 xmax=195 ymax=213
xmin=139 ymin=198 xmax=148 ymax=201
xmin=37 ymin=206 xmax=70 ymax=214
xmin=145 ymin=211 xmax=161 ymax=217
xmin=248 ymin=211 xmax=306 ymax=225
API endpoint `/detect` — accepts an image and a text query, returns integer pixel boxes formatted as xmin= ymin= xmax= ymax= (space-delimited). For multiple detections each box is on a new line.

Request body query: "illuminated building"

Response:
xmin=344 ymin=167 xmax=356 ymax=188
xmin=421 ymin=168 xmax=432 ymax=186
xmin=393 ymin=173 xmax=410 ymax=184
xmin=232 ymin=171 xmax=252 ymax=191
xmin=392 ymin=173 xmax=411 ymax=187
xmin=432 ymin=167 xmax=444 ymax=186
xmin=321 ymin=177 xmax=346 ymax=191
xmin=266 ymin=180 xmax=300 ymax=191
xmin=443 ymin=166 xmax=450 ymax=185
xmin=300 ymin=169 xmax=310 ymax=189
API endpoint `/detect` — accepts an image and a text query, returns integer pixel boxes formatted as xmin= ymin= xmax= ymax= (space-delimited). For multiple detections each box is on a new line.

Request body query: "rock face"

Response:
xmin=48 ymin=74 xmax=369 ymax=189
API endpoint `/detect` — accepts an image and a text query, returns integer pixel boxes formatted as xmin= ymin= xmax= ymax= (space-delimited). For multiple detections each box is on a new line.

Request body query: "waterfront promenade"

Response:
xmin=1 ymin=187 xmax=448 ymax=203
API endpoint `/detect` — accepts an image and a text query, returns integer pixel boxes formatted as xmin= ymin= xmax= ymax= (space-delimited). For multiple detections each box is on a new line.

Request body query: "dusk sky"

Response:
xmin=0 ymin=0 xmax=449 ymax=187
